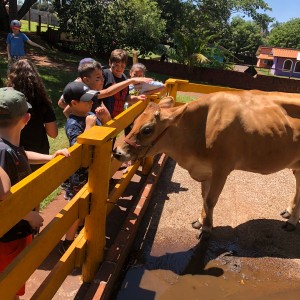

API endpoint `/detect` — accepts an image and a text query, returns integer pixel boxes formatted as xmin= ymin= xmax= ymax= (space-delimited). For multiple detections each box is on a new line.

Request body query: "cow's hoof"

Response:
xmin=282 ymin=221 xmax=296 ymax=231
xmin=192 ymin=220 xmax=202 ymax=229
xmin=196 ymin=229 xmax=211 ymax=240
xmin=280 ymin=209 xmax=291 ymax=219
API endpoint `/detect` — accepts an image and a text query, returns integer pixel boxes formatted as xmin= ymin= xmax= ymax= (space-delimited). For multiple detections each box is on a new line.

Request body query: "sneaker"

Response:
xmin=59 ymin=239 xmax=74 ymax=255
xmin=64 ymin=191 xmax=73 ymax=200
xmin=60 ymin=180 xmax=70 ymax=190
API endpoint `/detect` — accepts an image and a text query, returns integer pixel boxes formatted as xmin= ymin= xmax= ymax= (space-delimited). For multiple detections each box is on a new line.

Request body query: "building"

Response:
xmin=256 ymin=46 xmax=300 ymax=78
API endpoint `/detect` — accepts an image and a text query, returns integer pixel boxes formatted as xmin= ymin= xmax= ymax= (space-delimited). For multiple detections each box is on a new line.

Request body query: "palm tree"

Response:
xmin=169 ymin=31 xmax=212 ymax=70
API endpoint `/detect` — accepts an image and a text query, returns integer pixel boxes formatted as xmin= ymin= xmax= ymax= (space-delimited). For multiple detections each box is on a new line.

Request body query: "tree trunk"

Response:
xmin=0 ymin=2 xmax=9 ymax=31
xmin=18 ymin=0 xmax=38 ymax=20
xmin=8 ymin=0 xmax=18 ymax=22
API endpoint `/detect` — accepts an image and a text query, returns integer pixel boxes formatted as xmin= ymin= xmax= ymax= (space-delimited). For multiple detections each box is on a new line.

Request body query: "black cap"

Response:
xmin=63 ymin=82 xmax=99 ymax=104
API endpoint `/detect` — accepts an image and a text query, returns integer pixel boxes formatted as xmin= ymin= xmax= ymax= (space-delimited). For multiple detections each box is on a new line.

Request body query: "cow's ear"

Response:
xmin=161 ymin=103 xmax=187 ymax=124
xmin=158 ymin=96 xmax=175 ymax=108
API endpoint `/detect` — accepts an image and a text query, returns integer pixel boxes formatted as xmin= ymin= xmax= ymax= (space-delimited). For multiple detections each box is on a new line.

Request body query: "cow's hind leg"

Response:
xmin=282 ymin=170 xmax=300 ymax=231
xmin=192 ymin=180 xmax=211 ymax=229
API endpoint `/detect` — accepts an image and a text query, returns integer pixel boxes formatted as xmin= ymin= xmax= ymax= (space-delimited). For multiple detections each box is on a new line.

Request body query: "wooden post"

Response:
xmin=133 ymin=50 xmax=138 ymax=64
xmin=82 ymin=141 xmax=111 ymax=282
xmin=77 ymin=126 xmax=116 ymax=283
xmin=142 ymin=156 xmax=154 ymax=175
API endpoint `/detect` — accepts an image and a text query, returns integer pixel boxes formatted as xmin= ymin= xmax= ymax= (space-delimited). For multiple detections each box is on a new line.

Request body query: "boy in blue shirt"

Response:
xmin=6 ymin=20 xmax=45 ymax=68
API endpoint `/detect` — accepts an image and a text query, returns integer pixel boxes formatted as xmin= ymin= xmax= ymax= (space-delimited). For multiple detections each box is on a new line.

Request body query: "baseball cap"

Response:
xmin=10 ymin=20 xmax=21 ymax=28
xmin=0 ymin=87 xmax=31 ymax=119
xmin=79 ymin=58 xmax=95 ymax=66
xmin=63 ymin=82 xmax=99 ymax=104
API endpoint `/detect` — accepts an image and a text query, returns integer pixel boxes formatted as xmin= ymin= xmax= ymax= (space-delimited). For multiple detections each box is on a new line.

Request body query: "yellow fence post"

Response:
xmin=82 ymin=140 xmax=112 ymax=282
xmin=77 ymin=126 xmax=116 ymax=283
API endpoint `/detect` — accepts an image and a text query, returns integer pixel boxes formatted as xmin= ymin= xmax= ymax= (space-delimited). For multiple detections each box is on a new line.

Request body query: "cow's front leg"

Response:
xmin=192 ymin=179 xmax=211 ymax=229
xmin=282 ymin=169 xmax=300 ymax=231
xmin=196 ymin=171 xmax=229 ymax=239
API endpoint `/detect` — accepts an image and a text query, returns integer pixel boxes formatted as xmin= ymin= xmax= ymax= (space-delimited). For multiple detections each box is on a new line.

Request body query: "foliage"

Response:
xmin=53 ymin=0 xmax=165 ymax=55
xmin=227 ymin=17 xmax=264 ymax=56
xmin=168 ymin=31 xmax=212 ymax=70
xmin=266 ymin=18 xmax=300 ymax=49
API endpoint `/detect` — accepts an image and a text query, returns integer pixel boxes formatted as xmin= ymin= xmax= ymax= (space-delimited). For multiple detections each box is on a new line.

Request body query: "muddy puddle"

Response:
xmin=115 ymin=237 xmax=300 ymax=300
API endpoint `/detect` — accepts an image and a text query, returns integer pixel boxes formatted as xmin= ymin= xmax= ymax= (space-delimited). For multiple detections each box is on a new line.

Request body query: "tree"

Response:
xmin=168 ymin=31 xmax=211 ymax=70
xmin=266 ymin=18 xmax=300 ymax=49
xmin=55 ymin=0 xmax=165 ymax=55
xmin=227 ymin=17 xmax=264 ymax=57
xmin=0 ymin=0 xmax=38 ymax=31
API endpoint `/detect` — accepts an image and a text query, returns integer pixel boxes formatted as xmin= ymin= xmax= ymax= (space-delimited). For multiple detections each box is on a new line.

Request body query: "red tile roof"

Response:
xmin=272 ymin=48 xmax=299 ymax=58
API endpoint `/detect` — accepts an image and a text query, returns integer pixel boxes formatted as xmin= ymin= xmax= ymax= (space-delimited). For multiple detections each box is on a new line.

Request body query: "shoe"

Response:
xmin=59 ymin=239 xmax=74 ymax=255
xmin=60 ymin=180 xmax=70 ymax=190
xmin=64 ymin=191 xmax=73 ymax=200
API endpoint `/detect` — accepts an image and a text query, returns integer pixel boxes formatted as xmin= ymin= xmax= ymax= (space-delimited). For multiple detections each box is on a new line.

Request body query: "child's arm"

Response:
xmin=98 ymin=77 xmax=153 ymax=99
xmin=25 ymin=148 xmax=70 ymax=164
xmin=142 ymin=86 xmax=167 ymax=96
xmin=127 ymin=94 xmax=147 ymax=104
xmin=0 ymin=167 xmax=11 ymax=200
xmin=45 ymin=121 xmax=58 ymax=139
xmin=6 ymin=44 xmax=11 ymax=62
xmin=23 ymin=211 xmax=44 ymax=230
xmin=27 ymin=39 xmax=46 ymax=51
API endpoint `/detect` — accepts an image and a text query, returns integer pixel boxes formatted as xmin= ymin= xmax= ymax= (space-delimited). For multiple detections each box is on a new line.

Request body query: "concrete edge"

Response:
xmin=84 ymin=154 xmax=169 ymax=300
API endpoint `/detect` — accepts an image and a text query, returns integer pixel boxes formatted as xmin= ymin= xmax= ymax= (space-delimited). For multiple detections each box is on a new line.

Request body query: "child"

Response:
xmin=129 ymin=63 xmax=166 ymax=95
xmin=0 ymin=87 xmax=69 ymax=299
xmin=7 ymin=58 xmax=58 ymax=172
xmin=6 ymin=20 xmax=45 ymax=68
xmin=58 ymin=59 xmax=152 ymax=119
xmin=59 ymin=81 xmax=104 ymax=253
xmin=102 ymin=49 xmax=148 ymax=124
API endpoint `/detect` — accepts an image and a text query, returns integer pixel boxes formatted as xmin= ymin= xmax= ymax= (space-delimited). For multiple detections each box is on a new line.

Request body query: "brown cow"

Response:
xmin=113 ymin=91 xmax=300 ymax=237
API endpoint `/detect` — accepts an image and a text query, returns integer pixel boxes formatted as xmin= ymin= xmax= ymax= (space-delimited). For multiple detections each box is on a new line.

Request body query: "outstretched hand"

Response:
xmin=52 ymin=148 xmax=70 ymax=159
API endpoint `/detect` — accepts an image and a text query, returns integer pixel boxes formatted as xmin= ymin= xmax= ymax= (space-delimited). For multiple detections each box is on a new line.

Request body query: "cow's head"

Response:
xmin=113 ymin=96 xmax=187 ymax=162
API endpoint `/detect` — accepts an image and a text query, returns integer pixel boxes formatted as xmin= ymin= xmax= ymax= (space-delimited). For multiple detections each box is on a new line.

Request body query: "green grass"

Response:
xmin=20 ymin=20 xmax=50 ymax=32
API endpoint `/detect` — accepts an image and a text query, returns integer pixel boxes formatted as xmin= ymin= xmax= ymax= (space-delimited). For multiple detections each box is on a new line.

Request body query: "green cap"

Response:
xmin=0 ymin=87 xmax=32 ymax=119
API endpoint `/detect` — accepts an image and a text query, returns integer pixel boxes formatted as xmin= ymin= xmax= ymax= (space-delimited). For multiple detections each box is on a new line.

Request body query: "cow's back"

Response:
xmin=178 ymin=90 xmax=300 ymax=175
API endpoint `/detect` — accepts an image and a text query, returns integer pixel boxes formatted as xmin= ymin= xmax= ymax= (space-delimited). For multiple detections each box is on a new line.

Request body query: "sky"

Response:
xmin=263 ymin=0 xmax=300 ymax=23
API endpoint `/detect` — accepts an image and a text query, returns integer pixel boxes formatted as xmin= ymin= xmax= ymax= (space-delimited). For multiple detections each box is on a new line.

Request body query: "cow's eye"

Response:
xmin=141 ymin=126 xmax=153 ymax=135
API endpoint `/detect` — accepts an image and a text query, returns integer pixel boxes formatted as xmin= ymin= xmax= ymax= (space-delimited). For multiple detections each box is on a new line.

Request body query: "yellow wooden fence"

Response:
xmin=0 ymin=79 xmax=238 ymax=299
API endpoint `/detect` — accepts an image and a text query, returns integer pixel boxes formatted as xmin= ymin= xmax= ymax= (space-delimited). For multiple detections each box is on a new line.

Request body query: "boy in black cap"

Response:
xmin=60 ymin=81 xmax=104 ymax=253
xmin=0 ymin=87 xmax=69 ymax=298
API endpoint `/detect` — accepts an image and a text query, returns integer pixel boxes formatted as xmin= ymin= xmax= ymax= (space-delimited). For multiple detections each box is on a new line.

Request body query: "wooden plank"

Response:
xmin=31 ymin=235 xmax=87 ymax=300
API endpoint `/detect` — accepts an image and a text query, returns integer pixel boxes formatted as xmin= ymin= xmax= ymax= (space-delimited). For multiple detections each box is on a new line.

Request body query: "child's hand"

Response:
xmin=137 ymin=95 xmax=147 ymax=101
xmin=86 ymin=114 xmax=97 ymax=129
xmin=53 ymin=148 xmax=70 ymax=158
xmin=131 ymin=77 xmax=153 ymax=84
xmin=24 ymin=211 xmax=44 ymax=230
xmin=95 ymin=104 xmax=112 ymax=124
xmin=40 ymin=46 xmax=46 ymax=51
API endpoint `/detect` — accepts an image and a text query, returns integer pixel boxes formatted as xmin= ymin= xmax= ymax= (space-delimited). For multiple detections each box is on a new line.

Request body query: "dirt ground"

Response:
xmin=115 ymin=158 xmax=300 ymax=300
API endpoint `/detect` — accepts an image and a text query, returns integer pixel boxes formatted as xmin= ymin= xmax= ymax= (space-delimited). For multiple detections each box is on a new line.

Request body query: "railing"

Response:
xmin=0 ymin=79 xmax=238 ymax=299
